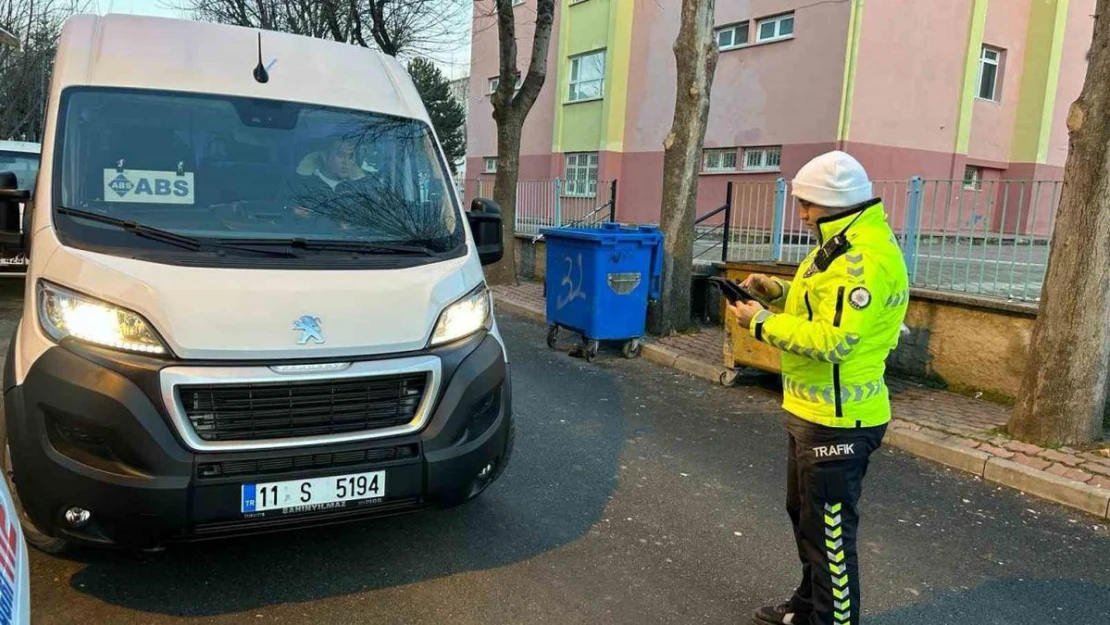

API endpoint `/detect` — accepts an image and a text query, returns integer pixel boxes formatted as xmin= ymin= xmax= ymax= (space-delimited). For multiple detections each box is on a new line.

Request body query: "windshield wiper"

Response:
xmin=56 ymin=207 xmax=299 ymax=258
xmin=221 ymin=237 xmax=439 ymax=257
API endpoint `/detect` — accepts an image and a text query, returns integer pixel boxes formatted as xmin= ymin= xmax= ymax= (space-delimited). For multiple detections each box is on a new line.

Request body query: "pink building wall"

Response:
xmin=617 ymin=0 xmax=851 ymax=225
xmin=847 ymin=0 xmax=973 ymax=181
xmin=1046 ymin=0 xmax=1096 ymax=170
xmin=967 ymin=0 xmax=1032 ymax=167
xmin=467 ymin=0 xmax=561 ymax=182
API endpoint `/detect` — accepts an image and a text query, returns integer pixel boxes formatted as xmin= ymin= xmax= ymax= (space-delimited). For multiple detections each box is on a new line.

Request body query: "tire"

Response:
xmin=719 ymin=370 xmax=738 ymax=387
xmin=584 ymin=340 xmax=600 ymax=363
xmin=546 ymin=325 xmax=560 ymax=349
xmin=0 ymin=404 xmax=70 ymax=554
xmin=621 ymin=339 xmax=642 ymax=359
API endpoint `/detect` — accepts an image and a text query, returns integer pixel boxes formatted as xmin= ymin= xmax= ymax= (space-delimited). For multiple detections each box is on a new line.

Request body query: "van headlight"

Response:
xmin=430 ymin=285 xmax=492 ymax=347
xmin=38 ymin=281 xmax=168 ymax=355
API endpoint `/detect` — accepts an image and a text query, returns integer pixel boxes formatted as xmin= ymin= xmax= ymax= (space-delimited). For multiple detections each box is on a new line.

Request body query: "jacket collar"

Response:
xmin=815 ymin=198 xmax=884 ymax=244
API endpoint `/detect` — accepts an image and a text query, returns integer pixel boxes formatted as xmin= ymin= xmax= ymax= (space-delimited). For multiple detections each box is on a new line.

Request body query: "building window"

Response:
xmin=756 ymin=13 xmax=794 ymax=43
xmin=488 ymin=75 xmax=523 ymax=95
xmin=513 ymin=0 xmax=525 ymax=5
xmin=742 ymin=146 xmax=782 ymax=172
xmin=484 ymin=157 xmax=498 ymax=174
xmin=978 ymin=46 xmax=1002 ymax=101
xmin=716 ymin=23 xmax=750 ymax=50
xmin=564 ymin=152 xmax=599 ymax=197
xmin=568 ymin=50 xmax=606 ymax=102
xmin=703 ymin=148 xmax=739 ymax=172
xmin=963 ymin=165 xmax=982 ymax=190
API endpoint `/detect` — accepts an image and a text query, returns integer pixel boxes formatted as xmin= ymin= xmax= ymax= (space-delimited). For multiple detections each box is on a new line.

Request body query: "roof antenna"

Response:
xmin=252 ymin=33 xmax=269 ymax=84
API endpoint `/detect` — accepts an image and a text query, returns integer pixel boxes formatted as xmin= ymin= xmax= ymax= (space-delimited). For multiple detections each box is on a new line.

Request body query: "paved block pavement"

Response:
xmin=493 ymin=281 xmax=1110 ymax=518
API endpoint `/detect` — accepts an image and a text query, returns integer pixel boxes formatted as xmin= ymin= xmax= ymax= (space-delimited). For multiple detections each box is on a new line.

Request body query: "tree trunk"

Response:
xmin=484 ymin=0 xmax=556 ymax=286
xmin=1007 ymin=0 xmax=1110 ymax=446
xmin=485 ymin=115 xmax=523 ymax=284
xmin=650 ymin=0 xmax=719 ymax=335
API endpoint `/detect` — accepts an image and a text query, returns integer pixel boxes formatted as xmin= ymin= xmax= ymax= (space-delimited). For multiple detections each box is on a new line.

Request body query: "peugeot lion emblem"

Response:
xmin=293 ymin=315 xmax=324 ymax=345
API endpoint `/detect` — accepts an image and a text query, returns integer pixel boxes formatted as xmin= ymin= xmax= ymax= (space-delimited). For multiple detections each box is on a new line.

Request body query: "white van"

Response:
xmin=0 ymin=14 xmax=512 ymax=552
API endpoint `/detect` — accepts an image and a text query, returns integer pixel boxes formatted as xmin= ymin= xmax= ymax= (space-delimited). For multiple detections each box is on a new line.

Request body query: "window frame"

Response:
xmin=484 ymin=157 xmax=498 ymax=174
xmin=755 ymin=13 xmax=795 ymax=43
xmin=702 ymin=148 xmax=739 ymax=173
xmin=563 ymin=152 xmax=599 ymax=198
xmin=715 ymin=22 xmax=751 ymax=51
xmin=977 ymin=46 xmax=1003 ymax=102
xmin=567 ymin=49 xmax=607 ymax=103
xmin=488 ymin=75 xmax=523 ymax=95
xmin=741 ymin=146 xmax=783 ymax=173
xmin=962 ymin=165 xmax=983 ymax=191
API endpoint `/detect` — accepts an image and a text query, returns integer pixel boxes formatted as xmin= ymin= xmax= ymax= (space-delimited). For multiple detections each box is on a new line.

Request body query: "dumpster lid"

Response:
xmin=540 ymin=222 xmax=662 ymax=244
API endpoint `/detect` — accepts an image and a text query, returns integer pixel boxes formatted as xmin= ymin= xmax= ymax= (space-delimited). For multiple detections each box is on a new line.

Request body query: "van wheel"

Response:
xmin=0 ymin=407 xmax=70 ymax=554
xmin=437 ymin=418 xmax=515 ymax=509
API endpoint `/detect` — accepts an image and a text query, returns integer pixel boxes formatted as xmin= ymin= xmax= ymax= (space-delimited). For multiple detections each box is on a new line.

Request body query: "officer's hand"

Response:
xmin=741 ymin=274 xmax=783 ymax=301
xmin=729 ymin=299 xmax=765 ymax=329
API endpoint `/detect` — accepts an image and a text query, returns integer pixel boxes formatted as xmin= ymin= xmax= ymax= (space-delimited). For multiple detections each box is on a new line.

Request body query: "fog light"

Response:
xmin=478 ymin=463 xmax=494 ymax=480
xmin=64 ymin=507 xmax=91 ymax=528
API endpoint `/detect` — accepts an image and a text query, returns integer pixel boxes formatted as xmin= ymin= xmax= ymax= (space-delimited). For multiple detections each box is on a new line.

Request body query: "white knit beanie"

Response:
xmin=791 ymin=150 xmax=873 ymax=208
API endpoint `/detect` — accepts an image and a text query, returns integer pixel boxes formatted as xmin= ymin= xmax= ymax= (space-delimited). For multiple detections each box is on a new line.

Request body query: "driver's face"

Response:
xmin=324 ymin=143 xmax=358 ymax=179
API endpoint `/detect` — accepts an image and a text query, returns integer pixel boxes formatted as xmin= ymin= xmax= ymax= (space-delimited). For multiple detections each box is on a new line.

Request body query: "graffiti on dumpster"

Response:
xmin=556 ymin=253 xmax=587 ymax=310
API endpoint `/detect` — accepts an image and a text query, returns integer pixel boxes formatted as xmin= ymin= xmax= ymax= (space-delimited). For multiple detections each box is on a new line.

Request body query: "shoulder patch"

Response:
xmin=849 ymin=286 xmax=871 ymax=310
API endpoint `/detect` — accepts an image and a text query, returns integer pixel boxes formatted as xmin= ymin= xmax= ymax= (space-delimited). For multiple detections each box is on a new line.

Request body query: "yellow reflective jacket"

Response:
xmin=750 ymin=200 xmax=909 ymax=428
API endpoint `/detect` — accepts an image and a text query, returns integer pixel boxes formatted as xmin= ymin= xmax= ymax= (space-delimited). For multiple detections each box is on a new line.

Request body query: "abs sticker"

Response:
xmin=849 ymin=286 xmax=871 ymax=310
xmin=103 ymin=169 xmax=195 ymax=204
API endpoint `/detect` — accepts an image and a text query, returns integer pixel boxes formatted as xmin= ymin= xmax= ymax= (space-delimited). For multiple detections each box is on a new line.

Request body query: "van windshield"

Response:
xmin=54 ymin=88 xmax=464 ymax=258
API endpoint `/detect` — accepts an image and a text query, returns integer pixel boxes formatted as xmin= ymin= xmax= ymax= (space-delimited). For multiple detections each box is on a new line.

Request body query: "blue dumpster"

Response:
xmin=539 ymin=222 xmax=664 ymax=362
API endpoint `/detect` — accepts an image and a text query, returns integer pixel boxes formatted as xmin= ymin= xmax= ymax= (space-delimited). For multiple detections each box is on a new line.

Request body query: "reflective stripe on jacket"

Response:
xmin=750 ymin=200 xmax=909 ymax=428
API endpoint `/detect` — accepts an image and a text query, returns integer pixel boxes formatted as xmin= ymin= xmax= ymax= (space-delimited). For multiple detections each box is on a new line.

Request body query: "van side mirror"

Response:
xmin=467 ymin=198 xmax=504 ymax=266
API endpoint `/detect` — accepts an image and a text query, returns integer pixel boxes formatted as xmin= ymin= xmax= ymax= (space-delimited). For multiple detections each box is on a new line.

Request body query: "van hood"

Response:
xmin=40 ymin=247 xmax=486 ymax=361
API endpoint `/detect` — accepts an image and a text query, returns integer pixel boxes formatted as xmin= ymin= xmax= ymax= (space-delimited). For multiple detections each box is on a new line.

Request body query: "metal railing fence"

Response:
xmin=460 ymin=178 xmax=617 ymax=236
xmin=693 ymin=176 xmax=1061 ymax=303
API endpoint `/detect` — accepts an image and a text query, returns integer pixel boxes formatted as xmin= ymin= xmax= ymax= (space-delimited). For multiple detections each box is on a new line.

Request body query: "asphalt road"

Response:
xmin=14 ymin=310 xmax=1110 ymax=624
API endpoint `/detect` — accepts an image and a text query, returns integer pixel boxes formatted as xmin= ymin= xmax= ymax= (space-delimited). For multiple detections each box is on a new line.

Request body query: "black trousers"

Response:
xmin=783 ymin=414 xmax=886 ymax=625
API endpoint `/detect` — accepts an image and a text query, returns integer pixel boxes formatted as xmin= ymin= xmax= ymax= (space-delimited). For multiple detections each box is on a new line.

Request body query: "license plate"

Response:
xmin=240 ymin=471 xmax=386 ymax=514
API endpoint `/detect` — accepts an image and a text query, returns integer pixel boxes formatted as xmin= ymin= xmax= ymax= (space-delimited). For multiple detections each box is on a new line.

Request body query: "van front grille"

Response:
xmin=177 ymin=374 xmax=427 ymax=442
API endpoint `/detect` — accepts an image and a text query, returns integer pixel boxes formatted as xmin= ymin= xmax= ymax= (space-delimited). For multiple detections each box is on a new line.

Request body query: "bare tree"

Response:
xmin=0 ymin=0 xmax=88 ymax=142
xmin=177 ymin=0 xmax=469 ymax=63
xmin=649 ymin=0 xmax=719 ymax=334
xmin=481 ymin=0 xmax=555 ymax=285
xmin=1006 ymin=0 xmax=1110 ymax=447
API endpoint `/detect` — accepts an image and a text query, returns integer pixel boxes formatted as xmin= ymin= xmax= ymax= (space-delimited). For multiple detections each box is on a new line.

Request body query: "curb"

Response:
xmin=493 ymin=294 xmax=1110 ymax=520
xmin=884 ymin=426 xmax=1110 ymax=519
xmin=493 ymin=298 xmax=545 ymax=325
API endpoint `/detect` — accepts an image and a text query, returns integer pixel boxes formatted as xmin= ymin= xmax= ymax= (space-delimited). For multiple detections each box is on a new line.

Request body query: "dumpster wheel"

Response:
xmin=621 ymin=339 xmax=642 ymax=359
xmin=546 ymin=325 xmax=560 ymax=349
xmin=584 ymin=340 xmax=600 ymax=363
xmin=720 ymin=369 xmax=740 ymax=387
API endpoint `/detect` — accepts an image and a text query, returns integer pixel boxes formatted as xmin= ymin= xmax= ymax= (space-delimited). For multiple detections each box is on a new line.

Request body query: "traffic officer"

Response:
xmin=729 ymin=150 xmax=909 ymax=625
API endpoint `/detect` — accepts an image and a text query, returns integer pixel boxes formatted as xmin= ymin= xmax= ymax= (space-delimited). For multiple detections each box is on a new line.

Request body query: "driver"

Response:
xmin=284 ymin=137 xmax=376 ymax=227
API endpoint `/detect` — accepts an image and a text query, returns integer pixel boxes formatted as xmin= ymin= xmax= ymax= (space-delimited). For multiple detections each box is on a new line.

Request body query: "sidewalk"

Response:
xmin=493 ymin=281 xmax=1110 ymax=520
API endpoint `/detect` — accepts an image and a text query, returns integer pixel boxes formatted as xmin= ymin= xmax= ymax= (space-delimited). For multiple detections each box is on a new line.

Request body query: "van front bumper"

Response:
xmin=2 ymin=330 xmax=511 ymax=550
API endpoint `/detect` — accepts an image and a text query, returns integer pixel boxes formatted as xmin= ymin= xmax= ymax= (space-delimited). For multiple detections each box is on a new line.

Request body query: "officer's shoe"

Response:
xmin=752 ymin=602 xmax=810 ymax=625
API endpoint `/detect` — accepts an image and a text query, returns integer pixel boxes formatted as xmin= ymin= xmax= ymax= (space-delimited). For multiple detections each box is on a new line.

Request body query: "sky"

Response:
xmin=92 ymin=0 xmax=473 ymax=80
